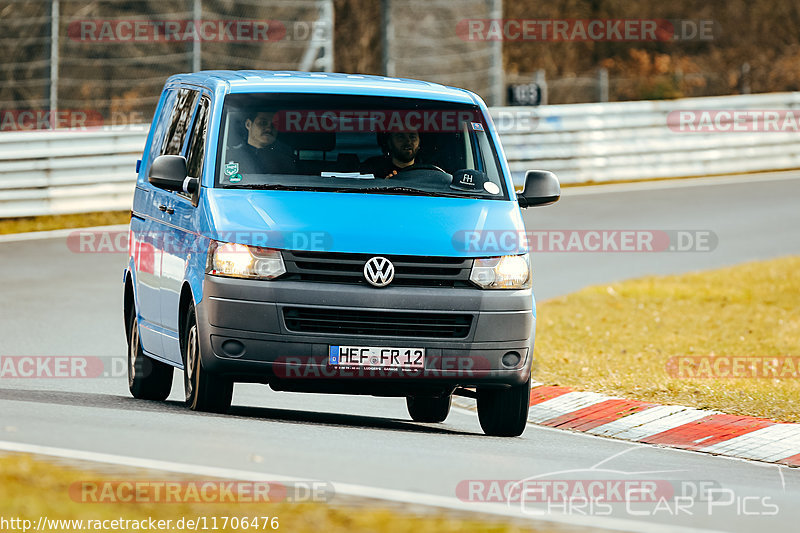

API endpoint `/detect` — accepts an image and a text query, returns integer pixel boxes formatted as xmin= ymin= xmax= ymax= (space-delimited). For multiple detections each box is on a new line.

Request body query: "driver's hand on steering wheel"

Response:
xmin=384 ymin=170 xmax=399 ymax=179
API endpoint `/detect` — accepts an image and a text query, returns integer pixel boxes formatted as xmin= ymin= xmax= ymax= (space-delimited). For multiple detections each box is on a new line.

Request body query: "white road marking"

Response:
xmin=587 ymin=406 xmax=691 ymax=437
xmin=0 ymin=439 xmax=724 ymax=533
xmin=609 ymin=408 xmax=718 ymax=441
xmin=699 ymin=425 xmax=800 ymax=461
xmin=0 ymin=224 xmax=129 ymax=243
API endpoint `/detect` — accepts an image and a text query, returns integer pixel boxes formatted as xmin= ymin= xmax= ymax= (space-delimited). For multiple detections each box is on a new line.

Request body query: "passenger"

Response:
xmin=226 ymin=111 xmax=295 ymax=176
xmin=361 ymin=131 xmax=421 ymax=179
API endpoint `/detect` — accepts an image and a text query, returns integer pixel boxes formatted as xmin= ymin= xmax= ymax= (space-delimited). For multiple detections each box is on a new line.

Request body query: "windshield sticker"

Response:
xmin=228 ymin=173 xmax=243 ymax=183
xmin=470 ymin=122 xmax=484 ymax=131
xmin=224 ymin=162 xmax=239 ymax=176
xmin=484 ymin=182 xmax=500 ymax=194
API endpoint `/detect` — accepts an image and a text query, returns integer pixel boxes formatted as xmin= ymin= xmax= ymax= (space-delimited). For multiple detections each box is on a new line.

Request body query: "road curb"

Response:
xmin=455 ymin=384 xmax=800 ymax=467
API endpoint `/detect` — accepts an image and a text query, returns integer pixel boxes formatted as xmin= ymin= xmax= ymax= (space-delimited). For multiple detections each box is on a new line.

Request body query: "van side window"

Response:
xmin=161 ymin=88 xmax=199 ymax=156
xmin=184 ymin=98 xmax=210 ymax=196
xmin=144 ymin=89 xmax=178 ymax=178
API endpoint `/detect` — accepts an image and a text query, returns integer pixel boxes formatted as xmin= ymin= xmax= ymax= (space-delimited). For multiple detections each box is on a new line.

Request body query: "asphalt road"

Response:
xmin=1 ymin=172 xmax=800 ymax=532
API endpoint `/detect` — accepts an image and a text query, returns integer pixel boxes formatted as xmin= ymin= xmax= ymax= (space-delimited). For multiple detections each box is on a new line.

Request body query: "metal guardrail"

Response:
xmin=494 ymin=91 xmax=800 ymax=185
xmin=1 ymin=92 xmax=799 ymax=218
xmin=0 ymin=127 xmax=148 ymax=218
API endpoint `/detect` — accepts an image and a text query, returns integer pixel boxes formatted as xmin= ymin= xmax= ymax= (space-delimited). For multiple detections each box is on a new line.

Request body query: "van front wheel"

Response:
xmin=183 ymin=305 xmax=233 ymax=413
xmin=477 ymin=377 xmax=531 ymax=437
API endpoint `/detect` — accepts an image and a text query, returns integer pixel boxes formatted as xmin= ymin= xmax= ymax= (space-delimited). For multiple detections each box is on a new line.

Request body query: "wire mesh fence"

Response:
xmin=383 ymin=0 xmax=501 ymax=105
xmin=0 ymin=0 xmax=334 ymax=130
xmin=0 ymin=0 xmax=775 ymax=131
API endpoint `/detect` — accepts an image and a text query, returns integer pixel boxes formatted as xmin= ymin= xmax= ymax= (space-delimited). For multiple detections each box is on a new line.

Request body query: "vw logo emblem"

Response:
xmin=364 ymin=257 xmax=395 ymax=287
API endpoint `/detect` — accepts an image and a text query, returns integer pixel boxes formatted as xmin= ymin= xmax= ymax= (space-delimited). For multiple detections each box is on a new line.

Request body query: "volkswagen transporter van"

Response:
xmin=124 ymin=71 xmax=560 ymax=437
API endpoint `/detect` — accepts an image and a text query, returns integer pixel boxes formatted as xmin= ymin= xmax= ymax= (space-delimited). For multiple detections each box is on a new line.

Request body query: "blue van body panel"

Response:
xmin=203 ymin=189 xmax=527 ymax=257
xmin=171 ymin=71 xmax=476 ymax=103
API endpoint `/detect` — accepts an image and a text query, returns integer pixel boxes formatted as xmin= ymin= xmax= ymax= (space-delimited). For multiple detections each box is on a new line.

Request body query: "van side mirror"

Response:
xmin=517 ymin=170 xmax=560 ymax=208
xmin=148 ymin=154 xmax=198 ymax=194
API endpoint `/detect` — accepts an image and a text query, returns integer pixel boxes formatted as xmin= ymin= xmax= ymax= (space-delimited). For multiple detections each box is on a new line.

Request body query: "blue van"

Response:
xmin=124 ymin=71 xmax=559 ymax=437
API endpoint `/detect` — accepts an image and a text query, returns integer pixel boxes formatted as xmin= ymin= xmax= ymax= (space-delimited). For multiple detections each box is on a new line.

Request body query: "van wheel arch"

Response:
xmin=124 ymin=272 xmax=135 ymax=340
xmin=178 ymin=283 xmax=195 ymax=363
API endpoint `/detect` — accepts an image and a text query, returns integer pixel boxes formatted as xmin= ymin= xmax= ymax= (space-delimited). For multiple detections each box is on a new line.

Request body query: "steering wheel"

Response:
xmin=397 ymin=163 xmax=449 ymax=174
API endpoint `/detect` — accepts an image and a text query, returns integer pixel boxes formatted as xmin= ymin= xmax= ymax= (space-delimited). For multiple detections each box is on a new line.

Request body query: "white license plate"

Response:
xmin=329 ymin=346 xmax=425 ymax=369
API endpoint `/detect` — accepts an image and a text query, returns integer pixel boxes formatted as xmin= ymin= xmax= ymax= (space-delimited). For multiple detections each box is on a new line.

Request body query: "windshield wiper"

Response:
xmin=355 ymin=186 xmax=465 ymax=198
xmin=226 ymin=183 xmax=475 ymax=198
xmin=226 ymin=184 xmax=319 ymax=191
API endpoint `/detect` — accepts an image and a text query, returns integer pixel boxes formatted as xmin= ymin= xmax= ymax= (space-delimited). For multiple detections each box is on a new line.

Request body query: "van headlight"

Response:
xmin=469 ymin=255 xmax=531 ymax=289
xmin=207 ymin=241 xmax=286 ymax=279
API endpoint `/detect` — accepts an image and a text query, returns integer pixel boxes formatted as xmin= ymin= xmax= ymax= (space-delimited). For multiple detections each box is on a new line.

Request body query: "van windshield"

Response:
xmin=215 ymin=93 xmax=508 ymax=200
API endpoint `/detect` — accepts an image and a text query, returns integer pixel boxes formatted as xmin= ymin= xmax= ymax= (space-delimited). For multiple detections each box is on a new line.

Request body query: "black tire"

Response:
xmin=477 ymin=377 xmax=531 ymax=437
xmin=127 ymin=310 xmax=173 ymax=401
xmin=406 ymin=394 xmax=451 ymax=423
xmin=183 ymin=305 xmax=233 ymax=413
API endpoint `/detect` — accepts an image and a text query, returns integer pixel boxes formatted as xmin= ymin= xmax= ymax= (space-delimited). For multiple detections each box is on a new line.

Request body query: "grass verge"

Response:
xmin=533 ymin=256 xmax=800 ymax=422
xmin=0 ymin=454 xmax=555 ymax=533
xmin=0 ymin=211 xmax=130 ymax=235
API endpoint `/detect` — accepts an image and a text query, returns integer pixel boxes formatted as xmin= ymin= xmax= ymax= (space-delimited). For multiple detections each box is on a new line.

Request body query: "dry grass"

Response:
xmin=0 ymin=454 xmax=557 ymax=533
xmin=533 ymin=256 xmax=800 ymax=422
xmin=0 ymin=211 xmax=130 ymax=235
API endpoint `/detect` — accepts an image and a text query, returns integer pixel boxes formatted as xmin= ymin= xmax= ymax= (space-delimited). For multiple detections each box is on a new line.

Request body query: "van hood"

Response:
xmin=204 ymin=189 xmax=527 ymax=257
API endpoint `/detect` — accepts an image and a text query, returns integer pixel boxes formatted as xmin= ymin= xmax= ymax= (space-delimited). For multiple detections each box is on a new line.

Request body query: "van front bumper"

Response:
xmin=196 ymin=275 xmax=535 ymax=396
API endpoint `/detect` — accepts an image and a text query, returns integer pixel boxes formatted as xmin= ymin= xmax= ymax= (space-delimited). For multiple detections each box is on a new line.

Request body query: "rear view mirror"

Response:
xmin=148 ymin=155 xmax=197 ymax=194
xmin=517 ymin=170 xmax=560 ymax=208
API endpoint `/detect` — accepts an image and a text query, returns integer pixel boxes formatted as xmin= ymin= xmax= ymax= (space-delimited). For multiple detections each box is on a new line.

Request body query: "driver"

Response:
xmin=361 ymin=131 xmax=421 ymax=179
xmin=226 ymin=110 xmax=295 ymax=176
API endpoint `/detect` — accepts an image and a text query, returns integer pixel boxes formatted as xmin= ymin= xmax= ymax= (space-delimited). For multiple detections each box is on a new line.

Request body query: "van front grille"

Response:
xmin=283 ymin=307 xmax=473 ymax=338
xmin=282 ymin=251 xmax=474 ymax=288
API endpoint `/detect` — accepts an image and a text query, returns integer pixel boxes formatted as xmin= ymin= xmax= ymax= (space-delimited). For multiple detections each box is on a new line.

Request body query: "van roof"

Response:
xmin=166 ymin=70 xmax=480 ymax=105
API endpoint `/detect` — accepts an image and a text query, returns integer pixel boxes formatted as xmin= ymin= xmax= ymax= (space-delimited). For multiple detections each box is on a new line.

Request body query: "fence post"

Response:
xmin=489 ymin=0 xmax=504 ymax=106
xmin=382 ymin=0 xmax=395 ymax=76
xmin=534 ymin=68 xmax=548 ymax=105
xmin=322 ymin=0 xmax=334 ymax=71
xmin=192 ymin=0 xmax=202 ymax=71
xmin=740 ymin=62 xmax=751 ymax=94
xmin=298 ymin=0 xmax=335 ymax=72
xmin=597 ymin=67 xmax=609 ymax=102
xmin=49 ymin=0 xmax=59 ymax=128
